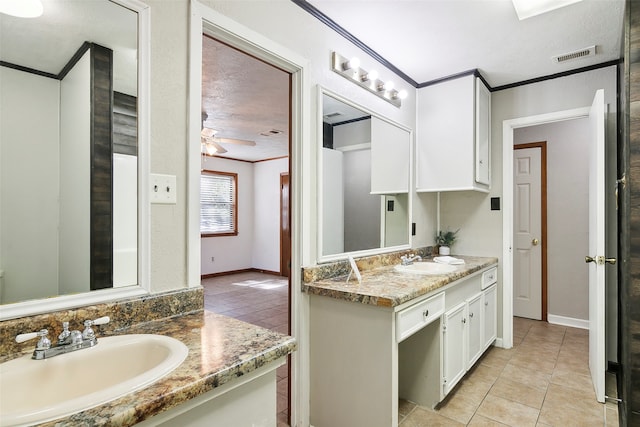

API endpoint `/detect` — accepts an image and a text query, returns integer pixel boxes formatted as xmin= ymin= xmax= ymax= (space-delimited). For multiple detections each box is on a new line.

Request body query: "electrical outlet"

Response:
xmin=150 ymin=174 xmax=177 ymax=204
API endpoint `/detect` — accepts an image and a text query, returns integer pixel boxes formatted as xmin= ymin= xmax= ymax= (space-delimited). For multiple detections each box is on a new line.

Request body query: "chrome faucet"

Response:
xmin=16 ymin=316 xmax=110 ymax=360
xmin=400 ymin=254 xmax=422 ymax=265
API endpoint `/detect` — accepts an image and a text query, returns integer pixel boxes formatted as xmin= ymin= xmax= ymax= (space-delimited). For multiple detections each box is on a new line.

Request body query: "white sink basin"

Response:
xmin=0 ymin=334 xmax=188 ymax=427
xmin=394 ymin=262 xmax=458 ymax=275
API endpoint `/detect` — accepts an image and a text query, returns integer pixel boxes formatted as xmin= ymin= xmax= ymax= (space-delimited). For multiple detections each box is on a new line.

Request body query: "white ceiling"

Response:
xmin=306 ymin=0 xmax=625 ymax=88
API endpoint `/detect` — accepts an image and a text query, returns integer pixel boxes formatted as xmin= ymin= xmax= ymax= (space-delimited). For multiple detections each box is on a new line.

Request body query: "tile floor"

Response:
xmin=399 ymin=317 xmax=619 ymax=426
xmin=201 ymin=272 xmax=290 ymax=427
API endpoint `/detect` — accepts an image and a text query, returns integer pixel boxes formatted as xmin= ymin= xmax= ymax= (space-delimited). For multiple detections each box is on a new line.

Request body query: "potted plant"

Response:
xmin=435 ymin=229 xmax=459 ymax=255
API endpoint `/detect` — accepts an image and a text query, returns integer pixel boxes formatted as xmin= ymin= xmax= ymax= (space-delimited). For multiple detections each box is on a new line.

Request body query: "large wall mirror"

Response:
xmin=0 ymin=0 xmax=149 ymax=319
xmin=319 ymin=87 xmax=412 ymax=262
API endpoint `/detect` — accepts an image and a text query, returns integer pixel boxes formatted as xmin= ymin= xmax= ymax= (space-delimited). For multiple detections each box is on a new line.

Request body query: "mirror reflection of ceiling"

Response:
xmin=305 ymin=0 xmax=624 ymax=88
xmin=322 ymin=95 xmax=369 ymax=125
xmin=0 ymin=0 xmax=138 ymax=96
xmin=201 ymin=36 xmax=290 ymax=162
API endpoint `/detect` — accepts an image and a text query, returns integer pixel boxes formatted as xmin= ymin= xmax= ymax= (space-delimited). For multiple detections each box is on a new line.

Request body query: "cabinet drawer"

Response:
xmin=396 ymin=293 xmax=444 ymax=342
xmin=481 ymin=267 xmax=497 ymax=290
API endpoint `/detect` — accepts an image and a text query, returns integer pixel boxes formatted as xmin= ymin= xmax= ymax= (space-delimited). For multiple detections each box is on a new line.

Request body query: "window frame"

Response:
xmin=200 ymin=170 xmax=238 ymax=237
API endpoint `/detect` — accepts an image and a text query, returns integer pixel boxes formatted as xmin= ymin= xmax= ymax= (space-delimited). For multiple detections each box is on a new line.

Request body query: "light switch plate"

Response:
xmin=150 ymin=174 xmax=177 ymax=204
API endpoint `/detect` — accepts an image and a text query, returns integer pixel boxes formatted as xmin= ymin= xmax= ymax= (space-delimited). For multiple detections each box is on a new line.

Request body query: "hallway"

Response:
xmin=202 ymin=272 xmax=290 ymax=427
xmin=399 ymin=317 xmax=618 ymax=426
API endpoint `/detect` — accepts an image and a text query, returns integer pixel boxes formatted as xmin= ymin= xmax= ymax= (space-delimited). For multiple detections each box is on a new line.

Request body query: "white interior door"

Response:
xmin=513 ymin=147 xmax=542 ymax=319
xmin=587 ymin=89 xmax=606 ymax=403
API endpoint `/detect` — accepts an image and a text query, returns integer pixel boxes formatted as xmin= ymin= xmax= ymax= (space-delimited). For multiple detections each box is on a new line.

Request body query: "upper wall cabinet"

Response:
xmin=371 ymin=116 xmax=411 ymax=194
xmin=416 ymin=75 xmax=491 ymax=193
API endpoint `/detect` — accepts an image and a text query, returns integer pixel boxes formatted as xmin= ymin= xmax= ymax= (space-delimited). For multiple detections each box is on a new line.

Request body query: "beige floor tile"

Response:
xmin=476 ymin=394 xmax=540 ymax=427
xmin=479 ymin=348 xmax=514 ymax=369
xmin=468 ymin=414 xmax=510 ymax=426
xmin=489 ymin=377 xmax=547 ymax=409
xmin=606 ymin=404 xmax=620 ymax=427
xmin=400 ymin=407 xmax=464 ymax=426
xmin=507 ymin=353 xmax=557 ymax=375
xmin=466 ymin=362 xmax=504 ymax=384
xmin=538 ymin=383 xmax=603 ymax=426
xmin=453 ymin=377 xmax=493 ymax=405
xmin=399 ymin=399 xmax=417 ymax=419
xmin=500 ymin=363 xmax=551 ymax=391
xmin=555 ymin=354 xmax=591 ymax=377
xmin=435 ymin=392 xmax=481 ymax=425
xmin=550 ymin=369 xmax=595 ymax=393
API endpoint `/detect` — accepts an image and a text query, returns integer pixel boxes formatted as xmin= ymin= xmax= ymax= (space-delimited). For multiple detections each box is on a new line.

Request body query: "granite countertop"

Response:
xmin=36 ymin=310 xmax=296 ymax=426
xmin=302 ymin=255 xmax=498 ymax=308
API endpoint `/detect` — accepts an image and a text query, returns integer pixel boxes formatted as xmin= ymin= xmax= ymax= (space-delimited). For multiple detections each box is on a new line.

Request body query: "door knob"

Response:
xmin=532 ymin=238 xmax=539 ymax=246
xmin=605 ymin=258 xmax=617 ymax=265
xmin=585 ymin=256 xmax=596 ymax=263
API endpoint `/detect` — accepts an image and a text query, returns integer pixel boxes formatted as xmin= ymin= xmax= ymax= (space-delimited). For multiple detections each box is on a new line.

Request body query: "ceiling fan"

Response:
xmin=201 ymin=112 xmax=256 ymax=156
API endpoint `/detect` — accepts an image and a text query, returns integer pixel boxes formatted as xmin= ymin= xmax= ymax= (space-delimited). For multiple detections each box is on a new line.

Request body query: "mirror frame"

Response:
xmin=317 ymin=86 xmax=413 ymax=263
xmin=0 ymin=0 xmax=151 ymax=321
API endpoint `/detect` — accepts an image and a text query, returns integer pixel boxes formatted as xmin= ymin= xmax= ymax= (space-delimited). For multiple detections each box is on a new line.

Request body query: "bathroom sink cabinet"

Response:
xmin=308 ymin=263 xmax=498 ymax=427
xmin=415 ymin=73 xmax=491 ymax=193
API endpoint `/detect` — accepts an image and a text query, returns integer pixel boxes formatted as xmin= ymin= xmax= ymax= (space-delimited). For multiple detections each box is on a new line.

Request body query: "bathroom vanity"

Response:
xmin=303 ymin=255 xmax=497 ymax=427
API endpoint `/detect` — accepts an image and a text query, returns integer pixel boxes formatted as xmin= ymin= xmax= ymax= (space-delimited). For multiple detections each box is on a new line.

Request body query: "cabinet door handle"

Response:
xmin=485 ymin=301 xmax=489 ymax=306
xmin=423 ymin=309 xmax=429 ymax=317
xmin=469 ymin=312 xmax=474 ymax=318
xmin=462 ymin=318 xmax=466 ymax=324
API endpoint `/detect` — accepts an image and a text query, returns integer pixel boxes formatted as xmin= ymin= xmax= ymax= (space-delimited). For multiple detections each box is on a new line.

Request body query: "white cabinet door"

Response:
xmin=475 ymin=77 xmax=491 ymax=185
xmin=482 ymin=284 xmax=497 ymax=351
xmin=370 ymin=116 xmax=410 ymax=194
xmin=416 ymin=74 xmax=490 ymax=193
xmin=442 ymin=302 xmax=466 ymax=396
xmin=466 ymin=292 xmax=483 ymax=369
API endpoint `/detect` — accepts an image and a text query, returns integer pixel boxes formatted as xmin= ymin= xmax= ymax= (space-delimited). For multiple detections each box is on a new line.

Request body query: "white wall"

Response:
xmin=59 ymin=51 xmax=91 ymax=295
xmin=322 ymin=148 xmax=344 ymax=255
xmin=514 ymin=118 xmax=589 ymax=321
xmin=113 ymin=153 xmax=138 ymax=287
xmin=201 ymin=156 xmax=255 ymax=274
xmin=252 ymin=157 xmax=289 ymax=272
xmin=0 ymin=68 xmax=60 ymax=303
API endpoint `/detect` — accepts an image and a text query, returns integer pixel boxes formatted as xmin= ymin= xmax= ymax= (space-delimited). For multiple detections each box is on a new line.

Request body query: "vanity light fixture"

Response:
xmin=331 ymin=51 xmax=404 ymax=108
xmin=0 ymin=0 xmax=43 ymax=17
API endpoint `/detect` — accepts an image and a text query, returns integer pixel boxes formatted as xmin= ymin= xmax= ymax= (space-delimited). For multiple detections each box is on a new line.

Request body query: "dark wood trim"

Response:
xmin=254 ymin=155 xmax=289 ymax=163
xmin=59 ymin=42 xmax=92 ymax=80
xmin=0 ymin=61 xmax=58 ymax=79
xmin=290 ymin=0 xmax=418 ymax=87
xmin=89 ymin=44 xmax=114 ymax=290
xmin=203 ymin=153 xmax=289 ymax=164
xmin=332 ymin=115 xmax=371 ymax=127
xmin=492 ymin=59 xmax=621 ymax=92
xmin=417 ymin=69 xmax=480 ymax=88
xmin=200 ymin=268 xmax=283 ymax=279
xmin=514 ymin=142 xmax=548 ymax=322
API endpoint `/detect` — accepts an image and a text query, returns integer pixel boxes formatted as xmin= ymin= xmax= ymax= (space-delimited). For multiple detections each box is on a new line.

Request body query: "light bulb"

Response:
xmin=205 ymin=143 xmax=217 ymax=155
xmin=398 ymin=90 xmax=408 ymax=100
xmin=362 ymin=69 xmax=379 ymax=82
xmin=342 ymin=56 xmax=360 ymax=71
xmin=384 ymin=81 xmax=395 ymax=91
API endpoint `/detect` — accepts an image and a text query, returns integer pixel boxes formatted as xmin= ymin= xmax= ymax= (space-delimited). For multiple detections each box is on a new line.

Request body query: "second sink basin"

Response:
xmin=0 ymin=334 xmax=188 ymax=427
xmin=395 ymin=262 xmax=459 ymax=275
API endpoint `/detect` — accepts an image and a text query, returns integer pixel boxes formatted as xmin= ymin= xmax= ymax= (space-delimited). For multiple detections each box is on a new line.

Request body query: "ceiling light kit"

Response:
xmin=331 ymin=51 xmax=407 ymax=108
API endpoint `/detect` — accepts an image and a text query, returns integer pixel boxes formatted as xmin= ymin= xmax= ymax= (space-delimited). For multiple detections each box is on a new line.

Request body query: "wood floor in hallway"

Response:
xmin=202 ymin=271 xmax=289 ymax=427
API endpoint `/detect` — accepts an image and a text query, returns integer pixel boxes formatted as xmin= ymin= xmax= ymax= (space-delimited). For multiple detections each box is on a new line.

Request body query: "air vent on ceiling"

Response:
xmin=259 ymin=129 xmax=284 ymax=137
xmin=324 ymin=112 xmax=343 ymax=119
xmin=552 ymin=45 xmax=596 ymax=63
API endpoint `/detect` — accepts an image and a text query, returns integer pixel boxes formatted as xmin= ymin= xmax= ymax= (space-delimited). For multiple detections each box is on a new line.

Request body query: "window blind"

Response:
xmin=200 ymin=172 xmax=236 ymax=234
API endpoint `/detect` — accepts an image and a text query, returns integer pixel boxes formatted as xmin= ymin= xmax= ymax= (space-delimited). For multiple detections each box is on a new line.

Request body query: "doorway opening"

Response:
xmin=198 ymin=35 xmax=292 ymax=425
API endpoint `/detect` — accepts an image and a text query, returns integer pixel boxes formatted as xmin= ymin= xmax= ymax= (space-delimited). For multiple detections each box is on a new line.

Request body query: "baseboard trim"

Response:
xmin=548 ymin=314 xmax=589 ymax=330
xmin=201 ymin=268 xmax=282 ymax=280
xmin=494 ymin=338 xmax=504 ymax=348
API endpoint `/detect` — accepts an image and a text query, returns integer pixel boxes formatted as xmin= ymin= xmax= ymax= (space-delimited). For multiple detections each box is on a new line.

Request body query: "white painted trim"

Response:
xmin=188 ymin=3 xmax=310 ymax=425
xmin=548 ymin=314 xmax=589 ymax=330
xmin=494 ymin=338 xmax=504 ymax=348
xmin=502 ymin=106 xmax=590 ymax=350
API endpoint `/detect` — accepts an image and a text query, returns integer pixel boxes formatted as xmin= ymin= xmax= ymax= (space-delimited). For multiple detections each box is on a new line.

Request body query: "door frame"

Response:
xmin=187 ymin=2 xmax=311 ymax=424
xmin=514 ymin=142 xmax=548 ymax=321
xmin=502 ymin=106 xmax=590 ymax=349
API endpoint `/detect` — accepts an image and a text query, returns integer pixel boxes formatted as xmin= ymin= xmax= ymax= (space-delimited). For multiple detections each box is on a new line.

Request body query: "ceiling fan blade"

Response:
xmin=201 ymin=137 xmax=228 ymax=154
xmin=214 ymin=137 xmax=256 ymax=146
